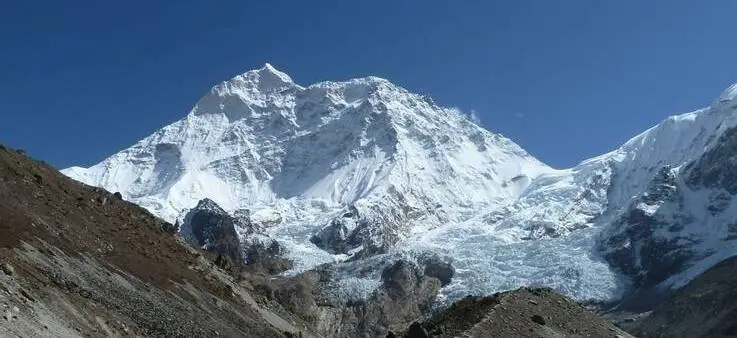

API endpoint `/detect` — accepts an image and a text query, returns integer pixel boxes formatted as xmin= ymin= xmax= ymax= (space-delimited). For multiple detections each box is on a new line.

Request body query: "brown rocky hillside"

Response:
xmin=0 ymin=145 xmax=312 ymax=337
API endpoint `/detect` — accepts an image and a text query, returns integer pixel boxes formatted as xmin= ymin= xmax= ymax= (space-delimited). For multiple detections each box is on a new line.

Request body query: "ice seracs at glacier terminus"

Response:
xmin=63 ymin=64 xmax=737 ymax=307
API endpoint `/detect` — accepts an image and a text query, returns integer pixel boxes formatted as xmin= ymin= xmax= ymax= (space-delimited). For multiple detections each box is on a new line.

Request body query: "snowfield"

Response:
xmin=63 ymin=64 xmax=737 ymax=304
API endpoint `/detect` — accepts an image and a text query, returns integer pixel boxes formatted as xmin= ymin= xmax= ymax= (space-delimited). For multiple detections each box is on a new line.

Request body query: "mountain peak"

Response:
xmin=211 ymin=63 xmax=296 ymax=96
xmin=253 ymin=62 xmax=294 ymax=85
xmin=65 ymin=65 xmax=549 ymax=223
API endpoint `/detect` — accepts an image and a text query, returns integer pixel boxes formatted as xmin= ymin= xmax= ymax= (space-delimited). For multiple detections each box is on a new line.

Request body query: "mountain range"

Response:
xmin=62 ymin=64 xmax=737 ymax=308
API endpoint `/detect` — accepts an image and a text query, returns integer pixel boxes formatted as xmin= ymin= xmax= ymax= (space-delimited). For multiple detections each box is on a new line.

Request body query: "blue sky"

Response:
xmin=2 ymin=1 xmax=736 ymax=169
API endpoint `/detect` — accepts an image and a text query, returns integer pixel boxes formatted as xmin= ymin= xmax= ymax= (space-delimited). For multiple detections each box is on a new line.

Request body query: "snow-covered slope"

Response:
xmin=66 ymin=64 xmax=548 ymax=230
xmin=63 ymin=64 xmax=737 ymax=305
xmin=598 ymin=86 xmax=737 ymax=292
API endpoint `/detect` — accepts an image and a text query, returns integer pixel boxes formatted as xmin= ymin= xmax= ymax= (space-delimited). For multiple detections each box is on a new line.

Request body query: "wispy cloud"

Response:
xmin=469 ymin=109 xmax=481 ymax=123
xmin=515 ymin=113 xmax=525 ymax=119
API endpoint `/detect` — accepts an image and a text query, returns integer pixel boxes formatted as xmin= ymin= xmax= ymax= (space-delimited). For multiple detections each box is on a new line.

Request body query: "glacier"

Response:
xmin=63 ymin=63 xmax=737 ymax=305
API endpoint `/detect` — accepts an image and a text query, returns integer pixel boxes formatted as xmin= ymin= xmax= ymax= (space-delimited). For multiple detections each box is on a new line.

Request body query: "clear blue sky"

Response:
xmin=2 ymin=1 xmax=736 ymax=169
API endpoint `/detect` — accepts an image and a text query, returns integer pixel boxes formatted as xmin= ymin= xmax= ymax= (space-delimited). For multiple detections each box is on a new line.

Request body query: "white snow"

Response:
xmin=716 ymin=82 xmax=737 ymax=106
xmin=62 ymin=65 xmax=737 ymax=304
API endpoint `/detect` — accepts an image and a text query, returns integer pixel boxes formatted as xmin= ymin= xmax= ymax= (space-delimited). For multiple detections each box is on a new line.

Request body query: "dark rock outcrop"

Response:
xmin=162 ymin=219 xmax=179 ymax=234
xmin=310 ymin=205 xmax=379 ymax=255
xmin=406 ymin=322 xmax=429 ymax=338
xmin=311 ymin=203 xmax=408 ymax=259
xmin=180 ymin=199 xmax=293 ymax=276
xmin=420 ymin=254 xmax=454 ymax=287
xmin=377 ymin=260 xmax=440 ymax=304
xmin=310 ymin=216 xmax=358 ymax=255
xmin=243 ymin=240 xmax=293 ymax=275
xmin=351 ymin=260 xmax=442 ymax=337
xmin=687 ymin=126 xmax=737 ymax=194
xmin=601 ymin=126 xmax=737 ymax=310
xmin=600 ymin=166 xmax=699 ymax=290
xmin=633 ymin=255 xmax=737 ymax=338
xmin=380 ymin=260 xmax=422 ymax=297
xmin=180 ymin=198 xmax=244 ymax=270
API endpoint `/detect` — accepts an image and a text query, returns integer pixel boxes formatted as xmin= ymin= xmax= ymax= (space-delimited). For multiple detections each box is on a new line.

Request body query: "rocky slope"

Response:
xmin=391 ymin=287 xmax=633 ymax=338
xmin=258 ymin=259 xmax=444 ymax=337
xmin=631 ymin=254 xmax=737 ymax=338
xmin=62 ymin=64 xmax=737 ymax=308
xmin=0 ymin=145 xmax=313 ymax=337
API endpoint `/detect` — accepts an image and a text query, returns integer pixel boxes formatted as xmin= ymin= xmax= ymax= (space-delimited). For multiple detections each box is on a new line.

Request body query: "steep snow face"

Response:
xmin=65 ymin=64 xmax=549 ymax=226
xmin=63 ymin=66 xmax=737 ymax=305
xmin=63 ymin=63 xmax=551 ymax=269
xmin=595 ymin=83 xmax=737 ymax=292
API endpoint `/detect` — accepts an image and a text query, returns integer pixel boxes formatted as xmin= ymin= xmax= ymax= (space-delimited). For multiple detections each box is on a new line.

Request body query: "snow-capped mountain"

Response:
xmin=63 ymin=63 xmax=550 ymax=255
xmin=63 ymin=64 xmax=737 ymax=305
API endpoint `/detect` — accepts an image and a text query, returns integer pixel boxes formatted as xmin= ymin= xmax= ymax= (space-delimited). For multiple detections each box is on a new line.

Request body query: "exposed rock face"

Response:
xmin=180 ymin=199 xmax=294 ymax=275
xmin=601 ymin=124 xmax=737 ymax=299
xmin=419 ymin=254 xmax=455 ymax=287
xmin=405 ymin=322 xmax=429 ymax=338
xmin=633 ymin=255 xmax=737 ymax=338
xmin=233 ymin=208 xmax=258 ymax=234
xmin=686 ymin=126 xmax=737 ymax=194
xmin=258 ymin=259 xmax=441 ymax=337
xmin=180 ymin=198 xmax=245 ymax=270
xmin=310 ymin=206 xmax=366 ymax=255
xmin=310 ymin=204 xmax=405 ymax=258
xmin=377 ymin=260 xmax=440 ymax=308
xmin=392 ymin=287 xmax=633 ymax=338
xmin=349 ymin=260 xmax=441 ymax=337
xmin=600 ymin=166 xmax=698 ymax=289
xmin=380 ymin=260 xmax=424 ymax=297
xmin=643 ymin=166 xmax=680 ymax=205
xmin=243 ymin=240 xmax=293 ymax=275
